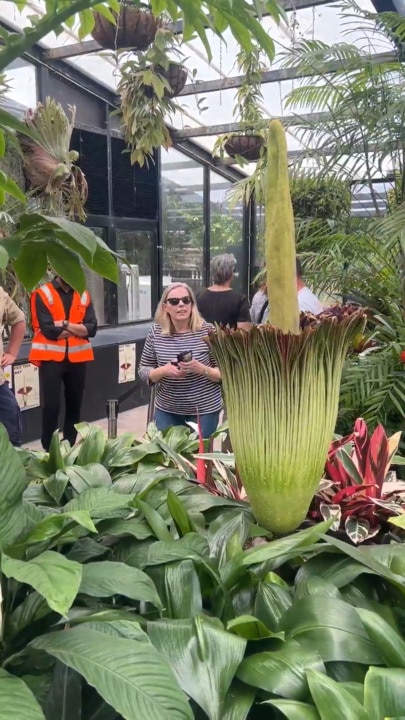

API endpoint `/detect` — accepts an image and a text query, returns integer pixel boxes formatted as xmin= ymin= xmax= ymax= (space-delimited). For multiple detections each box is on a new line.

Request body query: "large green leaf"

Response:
xmin=227 ymin=615 xmax=284 ymax=640
xmin=13 ymin=242 xmax=48 ymax=290
xmin=167 ymin=489 xmax=198 ymax=536
xmin=236 ymin=641 xmax=325 ymax=701
xmin=45 ymin=241 xmax=87 ymax=294
xmin=64 ymin=487 xmax=134 ymax=518
xmin=208 ymin=511 xmax=250 ymax=568
xmin=140 ymin=532 xmax=209 ymax=565
xmin=136 ymin=498 xmax=173 ymax=542
xmin=0 ymin=425 xmax=29 ymax=549
xmin=279 ymin=596 xmax=383 ymax=664
xmin=295 ymin=553 xmax=377 ymax=589
xmin=80 ymin=561 xmax=162 ymax=608
xmin=0 ymin=669 xmax=45 ymax=720
xmin=364 ymin=667 xmax=405 ymax=720
xmin=321 ymin=535 xmax=405 ymax=592
xmin=268 ymin=700 xmax=321 ymax=719
xmin=44 ymin=662 xmax=81 ymax=720
xmin=221 ymin=681 xmax=256 ymax=720
xmin=33 ymin=626 xmax=193 ymax=720
xmin=148 ymin=615 xmax=246 ymax=720
xmin=148 ymin=559 xmax=203 ymax=619
xmin=306 ymin=670 xmax=369 ymax=720
xmin=0 ymin=170 xmax=26 ymax=203
xmin=223 ymin=522 xmax=332 ymax=588
xmin=63 ymin=464 xmax=112 ymax=493
xmin=17 ymin=214 xmax=96 ymax=262
xmin=75 ymin=426 xmax=107 ymax=466
xmin=25 ymin=510 xmax=97 ymax=544
xmin=97 ymin=516 xmax=153 ymax=540
xmin=5 ymin=591 xmax=51 ymax=640
xmin=253 ymin=579 xmax=293 ymax=632
xmin=1 ymin=551 xmax=82 ymax=616
xmin=66 ymin=537 xmax=108 ymax=563
xmin=85 ymin=235 xmax=119 ymax=283
xmin=357 ymin=607 xmax=405 ymax=668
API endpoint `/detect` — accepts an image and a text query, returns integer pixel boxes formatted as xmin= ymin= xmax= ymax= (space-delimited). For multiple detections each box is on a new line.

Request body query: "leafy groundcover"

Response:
xmin=0 ymin=423 xmax=404 ymax=720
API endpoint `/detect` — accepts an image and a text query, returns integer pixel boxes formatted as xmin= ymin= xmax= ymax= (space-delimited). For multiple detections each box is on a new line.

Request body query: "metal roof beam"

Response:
xmin=173 ymin=113 xmax=330 ymax=139
xmin=179 ymin=51 xmax=397 ymax=96
xmin=43 ymin=0 xmax=336 ymax=61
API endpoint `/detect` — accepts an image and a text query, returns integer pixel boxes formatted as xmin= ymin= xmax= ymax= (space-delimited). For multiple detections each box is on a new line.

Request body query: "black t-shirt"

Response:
xmin=197 ymin=288 xmax=251 ymax=328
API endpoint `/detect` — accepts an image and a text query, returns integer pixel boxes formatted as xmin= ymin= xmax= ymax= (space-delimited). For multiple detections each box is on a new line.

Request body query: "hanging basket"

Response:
xmin=143 ymin=63 xmax=188 ymax=99
xmin=224 ymin=134 xmax=264 ymax=162
xmin=92 ymin=6 xmax=158 ymax=51
xmin=160 ymin=63 xmax=188 ymax=98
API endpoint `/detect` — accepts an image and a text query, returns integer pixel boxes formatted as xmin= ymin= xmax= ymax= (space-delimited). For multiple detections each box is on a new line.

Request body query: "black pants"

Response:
xmin=39 ymin=360 xmax=87 ymax=451
xmin=0 ymin=381 xmax=22 ymax=446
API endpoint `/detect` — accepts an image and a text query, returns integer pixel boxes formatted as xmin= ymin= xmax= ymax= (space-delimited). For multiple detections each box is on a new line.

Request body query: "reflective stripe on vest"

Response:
xmin=68 ymin=343 xmax=94 ymax=354
xmin=39 ymin=284 xmax=54 ymax=305
xmin=31 ymin=343 xmax=66 ymax=353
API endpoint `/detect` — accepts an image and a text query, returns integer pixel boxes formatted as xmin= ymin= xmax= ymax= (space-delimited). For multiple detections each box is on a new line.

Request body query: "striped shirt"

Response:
xmin=138 ymin=322 xmax=222 ymax=415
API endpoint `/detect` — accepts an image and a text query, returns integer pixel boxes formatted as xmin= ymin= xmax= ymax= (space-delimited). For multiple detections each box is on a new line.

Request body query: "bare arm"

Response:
xmin=1 ymin=319 xmax=26 ymax=366
xmin=237 ymin=321 xmax=252 ymax=330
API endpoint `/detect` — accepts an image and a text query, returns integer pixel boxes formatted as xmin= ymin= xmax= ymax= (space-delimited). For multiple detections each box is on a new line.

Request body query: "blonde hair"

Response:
xmin=155 ymin=282 xmax=204 ymax=335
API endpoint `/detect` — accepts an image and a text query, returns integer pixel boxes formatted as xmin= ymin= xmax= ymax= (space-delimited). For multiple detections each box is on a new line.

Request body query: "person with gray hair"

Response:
xmin=197 ymin=253 xmax=251 ymax=330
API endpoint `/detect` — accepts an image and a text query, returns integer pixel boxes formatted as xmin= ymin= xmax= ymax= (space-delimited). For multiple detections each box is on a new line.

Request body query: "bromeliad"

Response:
xmin=206 ymin=119 xmax=366 ymax=535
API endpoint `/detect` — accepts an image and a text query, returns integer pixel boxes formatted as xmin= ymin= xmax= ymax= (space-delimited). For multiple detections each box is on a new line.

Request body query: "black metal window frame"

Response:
xmin=8 ymin=46 xmax=256 ymax=322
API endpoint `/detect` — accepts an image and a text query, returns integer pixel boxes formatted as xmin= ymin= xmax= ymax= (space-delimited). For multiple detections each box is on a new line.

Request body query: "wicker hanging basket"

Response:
xmin=143 ymin=63 xmax=188 ymax=99
xmin=224 ymin=134 xmax=264 ymax=162
xmin=160 ymin=63 xmax=188 ymax=98
xmin=92 ymin=6 xmax=159 ymax=51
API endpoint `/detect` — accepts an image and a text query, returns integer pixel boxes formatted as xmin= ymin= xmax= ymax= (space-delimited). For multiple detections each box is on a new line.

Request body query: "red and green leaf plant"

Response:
xmin=309 ymin=418 xmax=405 ymax=543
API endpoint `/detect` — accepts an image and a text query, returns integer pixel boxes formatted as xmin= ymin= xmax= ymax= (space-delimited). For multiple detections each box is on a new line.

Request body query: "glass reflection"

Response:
xmin=116 ymin=229 xmax=152 ymax=323
xmin=210 ymin=170 xmax=244 ymax=293
xmin=161 ymin=148 xmax=204 ymax=294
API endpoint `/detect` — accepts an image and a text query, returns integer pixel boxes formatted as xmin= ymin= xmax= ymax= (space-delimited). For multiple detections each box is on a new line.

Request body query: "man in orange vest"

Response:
xmin=30 ymin=275 xmax=97 ymax=451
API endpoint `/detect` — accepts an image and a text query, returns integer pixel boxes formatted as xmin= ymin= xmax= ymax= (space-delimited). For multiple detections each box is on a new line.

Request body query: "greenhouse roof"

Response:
xmin=0 ymin=0 xmax=401 ymax=195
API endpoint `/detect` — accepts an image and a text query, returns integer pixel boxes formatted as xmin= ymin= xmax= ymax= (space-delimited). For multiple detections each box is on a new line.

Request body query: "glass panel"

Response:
xmin=210 ymin=170 xmax=244 ymax=293
xmin=161 ymin=148 xmax=204 ymax=295
xmin=116 ymin=229 xmax=153 ymax=323
xmin=84 ymin=227 xmax=107 ymax=326
xmin=5 ymin=59 xmax=37 ymax=108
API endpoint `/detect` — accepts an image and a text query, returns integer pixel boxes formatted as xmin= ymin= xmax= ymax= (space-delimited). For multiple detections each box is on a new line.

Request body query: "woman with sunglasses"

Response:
xmin=138 ymin=283 xmax=222 ymax=438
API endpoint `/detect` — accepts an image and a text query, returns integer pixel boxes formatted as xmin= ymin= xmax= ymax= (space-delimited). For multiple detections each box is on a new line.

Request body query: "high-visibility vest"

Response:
xmin=29 ymin=283 xmax=94 ymax=365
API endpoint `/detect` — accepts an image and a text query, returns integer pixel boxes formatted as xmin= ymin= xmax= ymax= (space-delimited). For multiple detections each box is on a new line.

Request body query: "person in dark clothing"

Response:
xmin=29 ymin=276 xmax=97 ymax=451
xmin=197 ymin=254 xmax=251 ymax=329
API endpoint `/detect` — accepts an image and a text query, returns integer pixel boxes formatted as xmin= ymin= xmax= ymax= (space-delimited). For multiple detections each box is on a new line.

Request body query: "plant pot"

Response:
xmin=224 ymin=134 xmax=263 ymax=162
xmin=160 ymin=63 xmax=188 ymax=98
xmin=143 ymin=63 xmax=188 ymax=99
xmin=92 ymin=6 xmax=158 ymax=51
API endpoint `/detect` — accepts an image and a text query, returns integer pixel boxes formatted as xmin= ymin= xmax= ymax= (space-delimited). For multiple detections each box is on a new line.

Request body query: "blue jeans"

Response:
xmin=0 ymin=382 xmax=22 ymax=446
xmin=154 ymin=408 xmax=220 ymax=439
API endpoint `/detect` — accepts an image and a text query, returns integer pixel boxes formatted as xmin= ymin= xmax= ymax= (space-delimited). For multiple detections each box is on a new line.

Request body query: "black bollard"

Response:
xmin=106 ymin=399 xmax=119 ymax=439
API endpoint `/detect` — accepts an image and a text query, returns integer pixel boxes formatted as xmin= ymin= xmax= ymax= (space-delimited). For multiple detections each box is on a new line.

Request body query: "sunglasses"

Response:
xmin=166 ymin=296 xmax=192 ymax=306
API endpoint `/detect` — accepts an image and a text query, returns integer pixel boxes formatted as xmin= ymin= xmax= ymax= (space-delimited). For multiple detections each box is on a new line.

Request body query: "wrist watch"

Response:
xmin=62 ymin=320 xmax=69 ymax=328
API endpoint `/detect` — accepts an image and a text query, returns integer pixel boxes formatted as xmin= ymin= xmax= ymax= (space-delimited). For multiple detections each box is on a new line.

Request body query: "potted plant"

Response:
xmin=117 ymin=27 xmax=188 ymax=166
xmin=17 ymin=98 xmax=88 ymax=220
xmin=214 ymin=45 xmax=266 ymax=164
xmin=91 ymin=2 xmax=159 ymax=51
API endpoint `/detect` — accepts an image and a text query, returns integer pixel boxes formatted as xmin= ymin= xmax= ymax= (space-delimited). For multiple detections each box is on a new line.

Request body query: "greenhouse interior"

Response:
xmin=0 ymin=0 xmax=405 ymax=718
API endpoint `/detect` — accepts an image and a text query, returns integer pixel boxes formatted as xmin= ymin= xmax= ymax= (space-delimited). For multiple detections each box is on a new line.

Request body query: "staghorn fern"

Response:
xmin=18 ymin=98 xmax=88 ymax=220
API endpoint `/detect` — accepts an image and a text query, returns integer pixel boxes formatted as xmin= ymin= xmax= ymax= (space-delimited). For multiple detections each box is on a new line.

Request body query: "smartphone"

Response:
xmin=177 ymin=350 xmax=193 ymax=363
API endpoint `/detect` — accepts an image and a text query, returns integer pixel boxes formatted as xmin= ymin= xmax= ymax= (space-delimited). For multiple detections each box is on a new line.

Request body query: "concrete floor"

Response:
xmin=26 ymin=404 xmax=149 ymax=450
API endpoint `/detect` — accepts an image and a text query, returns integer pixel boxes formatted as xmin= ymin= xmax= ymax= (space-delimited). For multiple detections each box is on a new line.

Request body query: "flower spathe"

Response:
xmin=206 ymin=306 xmax=366 ymax=534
